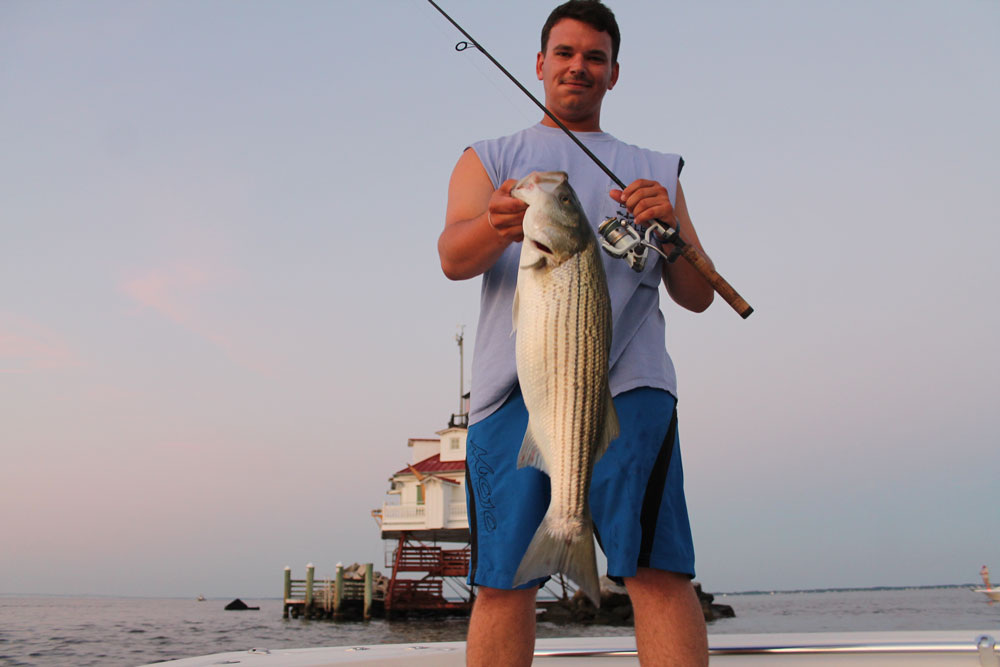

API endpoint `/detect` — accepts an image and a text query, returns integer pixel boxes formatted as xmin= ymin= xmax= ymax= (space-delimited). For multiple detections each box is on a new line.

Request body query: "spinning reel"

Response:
xmin=597 ymin=216 xmax=682 ymax=272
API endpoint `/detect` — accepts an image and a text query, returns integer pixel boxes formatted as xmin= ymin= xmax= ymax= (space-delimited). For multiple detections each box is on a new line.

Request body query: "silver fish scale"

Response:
xmin=516 ymin=239 xmax=612 ymax=538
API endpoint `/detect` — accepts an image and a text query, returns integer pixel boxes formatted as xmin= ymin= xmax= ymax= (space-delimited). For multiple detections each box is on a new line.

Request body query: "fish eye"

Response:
xmin=559 ymin=195 xmax=570 ymax=204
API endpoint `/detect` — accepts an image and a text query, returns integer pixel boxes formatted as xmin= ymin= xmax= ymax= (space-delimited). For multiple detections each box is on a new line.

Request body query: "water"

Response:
xmin=708 ymin=586 xmax=998 ymax=635
xmin=1 ymin=587 xmax=996 ymax=666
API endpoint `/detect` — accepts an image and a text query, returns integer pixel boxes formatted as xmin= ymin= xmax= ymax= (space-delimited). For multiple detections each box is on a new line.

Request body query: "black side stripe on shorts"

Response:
xmin=637 ymin=406 xmax=678 ymax=566
xmin=465 ymin=460 xmax=479 ymax=581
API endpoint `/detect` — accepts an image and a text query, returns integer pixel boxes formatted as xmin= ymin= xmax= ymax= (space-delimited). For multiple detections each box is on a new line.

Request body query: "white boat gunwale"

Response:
xmin=142 ymin=630 xmax=1000 ymax=666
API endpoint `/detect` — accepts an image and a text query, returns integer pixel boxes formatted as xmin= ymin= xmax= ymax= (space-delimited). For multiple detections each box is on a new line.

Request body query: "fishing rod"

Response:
xmin=426 ymin=0 xmax=753 ymax=319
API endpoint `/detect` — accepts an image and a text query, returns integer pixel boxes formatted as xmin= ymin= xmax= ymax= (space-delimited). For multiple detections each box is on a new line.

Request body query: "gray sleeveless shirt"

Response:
xmin=469 ymin=123 xmax=683 ymax=424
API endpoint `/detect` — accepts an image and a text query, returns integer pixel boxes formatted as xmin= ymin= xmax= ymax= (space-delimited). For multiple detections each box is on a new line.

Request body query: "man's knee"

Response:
xmin=625 ymin=568 xmax=708 ymax=666
xmin=474 ymin=585 xmax=538 ymax=608
xmin=626 ymin=566 xmax=690 ymax=588
xmin=467 ymin=588 xmax=537 ymax=667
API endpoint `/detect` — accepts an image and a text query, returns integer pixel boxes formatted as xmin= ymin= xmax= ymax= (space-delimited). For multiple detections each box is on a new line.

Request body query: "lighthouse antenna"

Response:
xmin=455 ymin=326 xmax=465 ymax=420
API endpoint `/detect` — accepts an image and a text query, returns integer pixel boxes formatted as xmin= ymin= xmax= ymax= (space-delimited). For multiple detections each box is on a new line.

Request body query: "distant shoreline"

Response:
xmin=1 ymin=584 xmax=982 ymax=599
xmin=0 ymin=593 xmax=284 ymax=601
xmin=719 ymin=583 xmax=980 ymax=596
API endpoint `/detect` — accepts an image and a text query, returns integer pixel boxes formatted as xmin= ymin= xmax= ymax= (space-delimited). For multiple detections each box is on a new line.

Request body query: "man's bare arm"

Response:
xmin=660 ymin=182 xmax=714 ymax=312
xmin=438 ymin=148 xmax=527 ymax=281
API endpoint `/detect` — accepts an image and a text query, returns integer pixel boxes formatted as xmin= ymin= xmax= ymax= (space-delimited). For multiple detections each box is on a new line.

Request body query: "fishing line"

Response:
xmin=426 ymin=0 xmax=627 ymax=191
xmin=412 ymin=1 xmax=535 ymax=126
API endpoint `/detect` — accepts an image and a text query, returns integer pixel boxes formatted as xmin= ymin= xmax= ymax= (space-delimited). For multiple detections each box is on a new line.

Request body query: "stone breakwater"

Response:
xmin=298 ymin=564 xmax=735 ymax=625
xmin=538 ymin=579 xmax=735 ymax=625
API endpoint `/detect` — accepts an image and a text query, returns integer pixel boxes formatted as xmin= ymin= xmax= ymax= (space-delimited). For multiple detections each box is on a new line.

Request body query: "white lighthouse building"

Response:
xmin=371 ymin=332 xmax=474 ymax=615
xmin=378 ymin=425 xmax=469 ymax=543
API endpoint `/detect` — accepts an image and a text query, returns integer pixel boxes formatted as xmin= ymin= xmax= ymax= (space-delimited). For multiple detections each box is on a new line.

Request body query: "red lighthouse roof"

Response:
xmin=394 ymin=453 xmax=465 ymax=476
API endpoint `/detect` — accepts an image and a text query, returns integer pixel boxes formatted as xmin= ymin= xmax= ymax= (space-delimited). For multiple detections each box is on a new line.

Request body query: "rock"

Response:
xmin=340 ymin=562 xmax=389 ymax=589
xmin=540 ymin=602 xmax=574 ymax=622
xmin=600 ymin=575 xmax=628 ymax=595
xmin=343 ymin=562 xmax=367 ymax=580
xmin=694 ymin=582 xmax=735 ymax=621
xmin=224 ymin=598 xmax=260 ymax=611
xmin=536 ymin=580 xmax=735 ymax=625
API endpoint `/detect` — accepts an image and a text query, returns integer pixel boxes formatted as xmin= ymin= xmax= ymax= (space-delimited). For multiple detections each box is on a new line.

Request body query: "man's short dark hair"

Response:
xmin=541 ymin=1 xmax=621 ymax=63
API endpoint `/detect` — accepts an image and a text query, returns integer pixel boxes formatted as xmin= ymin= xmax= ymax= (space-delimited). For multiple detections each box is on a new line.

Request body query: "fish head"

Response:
xmin=511 ymin=171 xmax=592 ymax=266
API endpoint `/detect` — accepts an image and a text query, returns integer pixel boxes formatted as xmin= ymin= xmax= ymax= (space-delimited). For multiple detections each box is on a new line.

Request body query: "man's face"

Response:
xmin=536 ymin=18 xmax=619 ymax=127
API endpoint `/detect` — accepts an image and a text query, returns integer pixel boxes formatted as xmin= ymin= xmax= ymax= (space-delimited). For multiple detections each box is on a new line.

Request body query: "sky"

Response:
xmin=1 ymin=0 xmax=997 ymax=600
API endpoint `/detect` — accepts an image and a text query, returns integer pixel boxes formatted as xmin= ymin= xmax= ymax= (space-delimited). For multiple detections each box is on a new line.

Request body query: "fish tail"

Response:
xmin=512 ymin=515 xmax=601 ymax=607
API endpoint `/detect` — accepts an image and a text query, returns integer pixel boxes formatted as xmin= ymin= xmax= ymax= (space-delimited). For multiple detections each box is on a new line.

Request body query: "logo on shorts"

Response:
xmin=468 ymin=443 xmax=497 ymax=533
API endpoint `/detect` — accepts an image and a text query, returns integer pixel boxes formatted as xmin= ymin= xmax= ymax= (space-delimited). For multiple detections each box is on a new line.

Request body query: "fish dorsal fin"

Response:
xmin=517 ymin=421 xmax=548 ymax=473
xmin=593 ymin=390 xmax=619 ymax=464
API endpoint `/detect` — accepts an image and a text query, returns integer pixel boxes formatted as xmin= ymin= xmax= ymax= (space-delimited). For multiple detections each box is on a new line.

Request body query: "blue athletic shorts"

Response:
xmin=465 ymin=385 xmax=695 ymax=590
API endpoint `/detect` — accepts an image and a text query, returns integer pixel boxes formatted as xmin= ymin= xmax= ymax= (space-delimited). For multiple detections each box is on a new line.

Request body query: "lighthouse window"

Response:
xmin=450 ymin=437 xmax=460 ymax=450
xmin=416 ymin=485 xmax=425 ymax=505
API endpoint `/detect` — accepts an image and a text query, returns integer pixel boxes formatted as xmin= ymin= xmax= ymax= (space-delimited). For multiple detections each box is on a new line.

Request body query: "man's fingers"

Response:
xmin=632 ymin=192 xmax=671 ymax=214
xmin=618 ymin=179 xmax=660 ymax=201
xmin=490 ymin=181 xmax=528 ymax=216
xmin=486 ymin=180 xmax=528 ymax=241
xmin=494 ymin=199 xmax=528 ymax=215
xmin=614 ymin=180 xmax=675 ymax=226
xmin=625 ymin=183 xmax=669 ymax=205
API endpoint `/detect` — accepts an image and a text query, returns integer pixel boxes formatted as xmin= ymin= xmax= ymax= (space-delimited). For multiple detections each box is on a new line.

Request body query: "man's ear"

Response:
xmin=608 ymin=61 xmax=620 ymax=90
xmin=536 ymin=51 xmax=544 ymax=80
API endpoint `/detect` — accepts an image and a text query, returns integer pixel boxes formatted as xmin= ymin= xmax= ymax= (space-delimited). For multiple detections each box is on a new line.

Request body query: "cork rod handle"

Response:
xmin=679 ymin=245 xmax=754 ymax=319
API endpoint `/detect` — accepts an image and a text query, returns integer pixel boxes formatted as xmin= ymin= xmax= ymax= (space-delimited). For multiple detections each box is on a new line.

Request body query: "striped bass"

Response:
xmin=509 ymin=171 xmax=619 ymax=607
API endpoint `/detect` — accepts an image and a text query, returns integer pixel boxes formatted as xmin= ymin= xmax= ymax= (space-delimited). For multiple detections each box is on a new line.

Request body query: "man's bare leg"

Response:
xmin=466 ymin=586 xmax=537 ymax=667
xmin=625 ymin=567 xmax=708 ymax=667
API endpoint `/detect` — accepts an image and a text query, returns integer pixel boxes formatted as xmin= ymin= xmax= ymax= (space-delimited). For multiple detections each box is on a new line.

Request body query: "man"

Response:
xmin=438 ymin=2 xmax=713 ymax=665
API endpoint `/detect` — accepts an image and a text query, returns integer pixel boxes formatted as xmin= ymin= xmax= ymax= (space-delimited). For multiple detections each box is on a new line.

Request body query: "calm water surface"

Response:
xmin=1 ymin=587 xmax=997 ymax=666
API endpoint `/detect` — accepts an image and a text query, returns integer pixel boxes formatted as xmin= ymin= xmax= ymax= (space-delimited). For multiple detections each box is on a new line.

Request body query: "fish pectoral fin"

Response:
xmin=594 ymin=391 xmax=620 ymax=464
xmin=517 ymin=423 xmax=548 ymax=473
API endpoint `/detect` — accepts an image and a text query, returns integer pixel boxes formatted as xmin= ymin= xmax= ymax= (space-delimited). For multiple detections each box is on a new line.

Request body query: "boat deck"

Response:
xmin=143 ymin=630 xmax=999 ymax=666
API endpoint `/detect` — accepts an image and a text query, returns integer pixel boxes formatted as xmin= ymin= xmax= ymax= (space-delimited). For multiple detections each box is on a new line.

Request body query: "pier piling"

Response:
xmin=282 ymin=566 xmax=292 ymax=618
xmin=305 ymin=563 xmax=315 ymax=611
xmin=334 ymin=563 xmax=344 ymax=617
xmin=363 ymin=563 xmax=374 ymax=620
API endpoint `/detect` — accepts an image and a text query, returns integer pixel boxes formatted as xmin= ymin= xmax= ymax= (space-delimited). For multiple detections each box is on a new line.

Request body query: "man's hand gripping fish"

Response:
xmin=510 ymin=171 xmax=619 ymax=607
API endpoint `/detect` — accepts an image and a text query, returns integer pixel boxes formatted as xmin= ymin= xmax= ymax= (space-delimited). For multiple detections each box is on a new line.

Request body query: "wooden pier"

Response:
xmin=283 ymin=563 xmax=383 ymax=620
xmin=283 ymin=547 xmax=475 ymax=621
